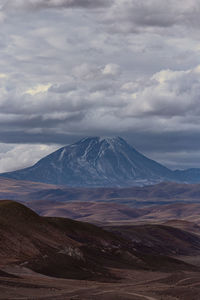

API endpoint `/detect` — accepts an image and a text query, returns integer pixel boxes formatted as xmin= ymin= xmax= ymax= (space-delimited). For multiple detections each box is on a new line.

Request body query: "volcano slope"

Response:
xmin=1 ymin=200 xmax=200 ymax=299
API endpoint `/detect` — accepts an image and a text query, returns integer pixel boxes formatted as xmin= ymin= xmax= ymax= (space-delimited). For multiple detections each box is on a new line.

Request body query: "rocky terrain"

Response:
xmin=1 ymin=200 xmax=200 ymax=299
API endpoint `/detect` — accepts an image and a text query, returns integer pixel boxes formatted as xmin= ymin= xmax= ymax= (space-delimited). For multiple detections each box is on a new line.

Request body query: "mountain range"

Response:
xmin=1 ymin=136 xmax=200 ymax=187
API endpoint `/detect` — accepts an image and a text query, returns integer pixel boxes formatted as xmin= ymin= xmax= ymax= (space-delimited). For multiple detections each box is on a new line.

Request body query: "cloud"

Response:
xmin=104 ymin=65 xmax=200 ymax=129
xmin=0 ymin=73 xmax=7 ymax=79
xmin=1 ymin=61 xmax=200 ymax=143
xmin=72 ymin=63 xmax=99 ymax=80
xmin=3 ymin=0 xmax=200 ymax=37
xmin=0 ymin=143 xmax=59 ymax=172
xmin=102 ymin=63 xmax=120 ymax=76
xmin=4 ymin=0 xmax=112 ymax=11
xmin=72 ymin=63 xmax=121 ymax=80
xmin=49 ymin=82 xmax=76 ymax=93
xmin=25 ymin=83 xmax=51 ymax=95
xmin=0 ymin=10 xmax=5 ymax=22
xmin=100 ymin=0 xmax=200 ymax=35
xmin=1 ymin=0 xmax=200 ymax=171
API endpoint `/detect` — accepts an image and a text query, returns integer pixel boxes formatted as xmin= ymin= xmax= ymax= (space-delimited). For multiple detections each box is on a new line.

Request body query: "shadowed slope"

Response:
xmin=105 ymin=224 xmax=200 ymax=256
xmin=0 ymin=200 xmax=139 ymax=280
xmin=0 ymin=200 xmax=199 ymax=281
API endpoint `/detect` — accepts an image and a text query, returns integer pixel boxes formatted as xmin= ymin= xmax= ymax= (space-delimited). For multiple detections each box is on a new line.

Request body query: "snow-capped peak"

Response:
xmin=98 ymin=136 xmax=120 ymax=143
xmin=0 ymin=136 xmax=175 ymax=187
xmin=78 ymin=136 xmax=125 ymax=146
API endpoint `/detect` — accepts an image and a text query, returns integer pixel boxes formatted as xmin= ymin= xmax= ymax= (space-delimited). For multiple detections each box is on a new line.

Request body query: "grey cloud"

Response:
xmin=0 ymin=130 xmax=81 ymax=144
xmin=1 ymin=0 xmax=200 ymax=171
xmin=0 ymin=112 xmax=85 ymax=129
xmin=49 ymin=82 xmax=77 ymax=93
xmin=89 ymin=81 xmax=116 ymax=93
xmin=1 ymin=64 xmax=200 ymax=141
xmin=124 ymin=1 xmax=179 ymax=28
xmin=101 ymin=0 xmax=200 ymax=35
xmin=4 ymin=0 xmax=112 ymax=11
xmin=71 ymin=63 xmax=121 ymax=80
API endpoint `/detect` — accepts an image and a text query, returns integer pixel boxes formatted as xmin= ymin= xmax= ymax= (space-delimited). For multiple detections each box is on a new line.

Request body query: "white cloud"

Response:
xmin=0 ymin=73 xmax=8 ymax=79
xmin=0 ymin=143 xmax=59 ymax=172
xmin=25 ymin=83 xmax=51 ymax=95
xmin=102 ymin=63 xmax=120 ymax=76
xmin=118 ymin=66 xmax=200 ymax=119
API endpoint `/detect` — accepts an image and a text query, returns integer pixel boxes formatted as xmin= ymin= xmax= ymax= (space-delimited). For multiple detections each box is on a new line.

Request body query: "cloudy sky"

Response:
xmin=0 ymin=0 xmax=200 ymax=172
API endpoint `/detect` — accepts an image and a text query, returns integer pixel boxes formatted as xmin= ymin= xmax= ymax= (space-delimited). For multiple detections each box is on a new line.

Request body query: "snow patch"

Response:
xmin=59 ymin=148 xmax=66 ymax=161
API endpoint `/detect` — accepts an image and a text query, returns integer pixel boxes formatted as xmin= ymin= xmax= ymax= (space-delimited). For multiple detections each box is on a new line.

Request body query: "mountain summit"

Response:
xmin=0 ymin=136 xmax=177 ymax=187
